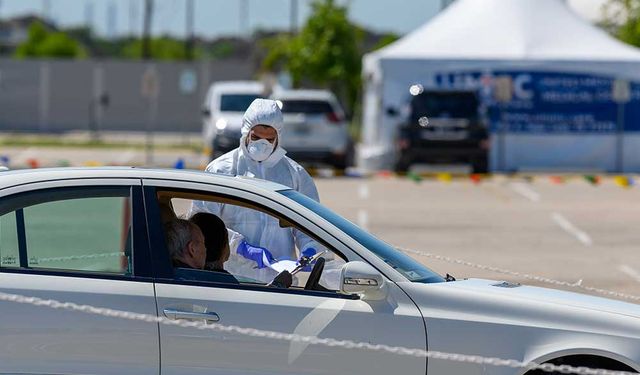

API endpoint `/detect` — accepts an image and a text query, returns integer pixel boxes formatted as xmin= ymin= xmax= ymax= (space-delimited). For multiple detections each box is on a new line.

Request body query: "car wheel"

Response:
xmin=394 ymin=155 xmax=412 ymax=173
xmin=471 ymin=155 xmax=488 ymax=174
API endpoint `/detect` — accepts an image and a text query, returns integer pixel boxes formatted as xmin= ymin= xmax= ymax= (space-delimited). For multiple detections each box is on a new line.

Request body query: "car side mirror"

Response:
xmin=340 ymin=261 xmax=387 ymax=300
xmin=386 ymin=107 xmax=399 ymax=117
xmin=202 ymin=107 xmax=211 ymax=117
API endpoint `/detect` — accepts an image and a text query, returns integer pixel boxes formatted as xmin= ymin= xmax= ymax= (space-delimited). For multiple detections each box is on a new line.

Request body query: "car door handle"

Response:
xmin=163 ymin=308 xmax=220 ymax=322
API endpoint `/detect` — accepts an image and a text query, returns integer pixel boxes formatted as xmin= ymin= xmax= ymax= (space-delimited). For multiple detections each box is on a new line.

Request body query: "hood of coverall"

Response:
xmin=239 ymin=98 xmax=287 ymax=167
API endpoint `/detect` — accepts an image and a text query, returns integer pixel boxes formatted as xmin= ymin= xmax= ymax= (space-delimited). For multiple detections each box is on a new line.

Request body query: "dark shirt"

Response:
xmin=172 ymin=258 xmax=239 ymax=284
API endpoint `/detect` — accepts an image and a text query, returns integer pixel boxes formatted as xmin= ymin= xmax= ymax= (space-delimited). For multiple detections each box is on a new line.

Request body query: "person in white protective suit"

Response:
xmin=189 ymin=98 xmax=325 ymax=284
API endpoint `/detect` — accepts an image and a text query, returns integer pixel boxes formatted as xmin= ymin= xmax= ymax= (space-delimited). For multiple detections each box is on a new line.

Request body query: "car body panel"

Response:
xmin=398 ymin=280 xmax=640 ymax=375
xmin=155 ymin=281 xmax=426 ymax=375
xmin=0 ymin=273 xmax=159 ymax=375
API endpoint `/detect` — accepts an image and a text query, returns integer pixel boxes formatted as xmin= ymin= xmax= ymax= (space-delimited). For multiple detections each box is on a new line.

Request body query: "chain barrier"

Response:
xmin=0 ymin=289 xmax=637 ymax=375
xmin=398 ymin=247 xmax=640 ymax=302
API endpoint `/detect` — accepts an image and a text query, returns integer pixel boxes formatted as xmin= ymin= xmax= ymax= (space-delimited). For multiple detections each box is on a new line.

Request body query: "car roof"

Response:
xmin=272 ymin=89 xmax=336 ymax=101
xmin=0 ymin=167 xmax=290 ymax=193
xmin=209 ymin=81 xmax=264 ymax=94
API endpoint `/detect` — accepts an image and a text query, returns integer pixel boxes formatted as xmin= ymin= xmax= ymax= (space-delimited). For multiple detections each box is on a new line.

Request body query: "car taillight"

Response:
xmin=326 ymin=112 xmax=342 ymax=123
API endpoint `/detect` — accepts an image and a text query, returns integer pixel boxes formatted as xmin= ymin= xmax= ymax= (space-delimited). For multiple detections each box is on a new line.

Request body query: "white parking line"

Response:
xmin=509 ymin=182 xmax=541 ymax=202
xmin=619 ymin=265 xmax=640 ymax=283
xmin=551 ymin=212 xmax=593 ymax=246
xmin=357 ymin=209 xmax=368 ymax=230
xmin=358 ymin=183 xmax=369 ymax=200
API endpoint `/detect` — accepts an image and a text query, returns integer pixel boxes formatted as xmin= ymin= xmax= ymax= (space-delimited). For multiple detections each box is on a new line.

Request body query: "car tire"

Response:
xmin=471 ymin=155 xmax=488 ymax=174
xmin=394 ymin=154 xmax=412 ymax=173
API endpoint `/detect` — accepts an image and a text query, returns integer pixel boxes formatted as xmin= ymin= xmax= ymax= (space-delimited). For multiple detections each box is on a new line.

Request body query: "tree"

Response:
xmin=122 ymin=36 xmax=201 ymax=60
xmin=14 ymin=22 xmax=86 ymax=59
xmin=602 ymin=0 xmax=640 ymax=47
xmin=262 ymin=0 xmax=363 ymax=115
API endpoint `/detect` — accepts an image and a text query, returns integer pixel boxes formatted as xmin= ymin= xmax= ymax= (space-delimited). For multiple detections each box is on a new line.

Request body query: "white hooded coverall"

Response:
xmin=190 ymin=99 xmax=320 ymax=264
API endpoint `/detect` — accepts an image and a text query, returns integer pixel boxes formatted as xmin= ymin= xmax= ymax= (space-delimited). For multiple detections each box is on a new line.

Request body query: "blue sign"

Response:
xmin=430 ymin=71 xmax=640 ymax=133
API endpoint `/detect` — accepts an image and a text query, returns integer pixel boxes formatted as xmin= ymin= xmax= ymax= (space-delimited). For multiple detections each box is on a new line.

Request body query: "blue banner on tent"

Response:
xmin=432 ymin=71 xmax=640 ymax=134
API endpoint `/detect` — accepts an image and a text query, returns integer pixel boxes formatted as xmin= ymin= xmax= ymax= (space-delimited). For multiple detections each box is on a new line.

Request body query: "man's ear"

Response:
xmin=186 ymin=240 xmax=196 ymax=257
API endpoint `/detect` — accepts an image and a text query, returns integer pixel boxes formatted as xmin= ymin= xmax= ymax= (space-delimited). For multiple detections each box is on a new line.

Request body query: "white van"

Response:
xmin=202 ymin=81 xmax=265 ymax=158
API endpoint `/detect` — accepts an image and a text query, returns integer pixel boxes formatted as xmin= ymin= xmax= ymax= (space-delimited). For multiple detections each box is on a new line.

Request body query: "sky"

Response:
xmin=0 ymin=0 xmax=609 ymax=39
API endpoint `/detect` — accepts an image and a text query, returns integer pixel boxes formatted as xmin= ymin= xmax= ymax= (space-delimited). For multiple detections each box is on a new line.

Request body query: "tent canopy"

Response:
xmin=359 ymin=0 xmax=640 ymax=172
xmin=368 ymin=0 xmax=640 ymax=62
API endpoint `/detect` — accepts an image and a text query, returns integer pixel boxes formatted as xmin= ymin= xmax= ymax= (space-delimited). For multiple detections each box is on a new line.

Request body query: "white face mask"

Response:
xmin=247 ymin=138 xmax=275 ymax=162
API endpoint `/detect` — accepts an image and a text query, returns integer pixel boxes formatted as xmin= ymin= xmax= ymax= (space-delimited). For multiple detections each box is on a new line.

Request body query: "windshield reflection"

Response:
xmin=280 ymin=189 xmax=444 ymax=284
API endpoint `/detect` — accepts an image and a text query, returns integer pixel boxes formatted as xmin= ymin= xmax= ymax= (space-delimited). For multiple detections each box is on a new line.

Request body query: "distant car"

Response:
xmin=202 ymin=81 xmax=265 ymax=159
xmin=1 ymin=167 xmax=640 ymax=375
xmin=394 ymin=88 xmax=489 ymax=173
xmin=272 ymin=89 xmax=353 ymax=169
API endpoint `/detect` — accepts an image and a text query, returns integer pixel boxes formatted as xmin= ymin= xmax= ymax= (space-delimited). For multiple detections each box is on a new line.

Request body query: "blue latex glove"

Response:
xmin=298 ymin=247 xmax=317 ymax=271
xmin=237 ymin=241 xmax=276 ymax=269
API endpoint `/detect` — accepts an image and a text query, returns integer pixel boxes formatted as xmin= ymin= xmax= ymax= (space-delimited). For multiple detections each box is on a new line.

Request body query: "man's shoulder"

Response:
xmin=206 ymin=149 xmax=239 ymax=175
xmin=282 ymin=155 xmax=309 ymax=174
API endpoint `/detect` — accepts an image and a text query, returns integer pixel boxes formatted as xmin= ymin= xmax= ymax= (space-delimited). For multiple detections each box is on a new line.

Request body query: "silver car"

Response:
xmin=272 ymin=89 xmax=353 ymax=169
xmin=0 ymin=167 xmax=639 ymax=375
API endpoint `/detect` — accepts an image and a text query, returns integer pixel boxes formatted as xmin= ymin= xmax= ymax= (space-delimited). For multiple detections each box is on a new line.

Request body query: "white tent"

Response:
xmin=360 ymin=0 xmax=640 ymax=172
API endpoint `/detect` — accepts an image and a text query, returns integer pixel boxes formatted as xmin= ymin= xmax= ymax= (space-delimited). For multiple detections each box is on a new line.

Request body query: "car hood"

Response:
xmin=400 ymin=278 xmax=640 ymax=336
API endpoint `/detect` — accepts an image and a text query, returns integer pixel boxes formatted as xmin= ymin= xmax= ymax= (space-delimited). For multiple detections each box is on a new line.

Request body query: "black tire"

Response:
xmin=471 ymin=154 xmax=488 ymax=174
xmin=394 ymin=155 xmax=412 ymax=173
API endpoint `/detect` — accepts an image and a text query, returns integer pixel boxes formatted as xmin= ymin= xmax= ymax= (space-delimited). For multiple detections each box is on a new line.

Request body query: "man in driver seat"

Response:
xmin=164 ymin=218 xmax=292 ymax=287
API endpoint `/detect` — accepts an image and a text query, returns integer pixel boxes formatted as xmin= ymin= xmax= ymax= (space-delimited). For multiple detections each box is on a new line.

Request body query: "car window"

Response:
xmin=219 ymin=94 xmax=262 ymax=112
xmin=281 ymin=189 xmax=445 ymax=284
xmin=279 ymin=100 xmax=334 ymax=114
xmin=411 ymin=92 xmax=478 ymax=119
xmin=0 ymin=212 xmax=19 ymax=268
xmin=156 ymin=191 xmax=346 ymax=291
xmin=0 ymin=188 xmax=133 ymax=275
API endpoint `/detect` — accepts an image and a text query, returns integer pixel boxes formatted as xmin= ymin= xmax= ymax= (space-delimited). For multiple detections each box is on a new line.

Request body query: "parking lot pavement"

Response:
xmin=315 ymin=177 xmax=640 ymax=298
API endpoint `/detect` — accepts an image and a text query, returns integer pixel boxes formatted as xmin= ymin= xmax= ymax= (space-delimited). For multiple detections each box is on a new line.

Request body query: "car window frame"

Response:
xmin=0 ymin=184 xmax=153 ymax=281
xmin=142 ymin=184 xmax=360 ymax=300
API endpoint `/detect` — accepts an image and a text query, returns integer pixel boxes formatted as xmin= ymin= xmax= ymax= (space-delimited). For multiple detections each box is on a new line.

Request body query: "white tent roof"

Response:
xmin=370 ymin=0 xmax=640 ymax=62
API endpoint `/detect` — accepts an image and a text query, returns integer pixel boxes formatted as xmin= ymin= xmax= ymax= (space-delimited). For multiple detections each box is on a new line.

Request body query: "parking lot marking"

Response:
xmin=619 ymin=265 xmax=640 ymax=283
xmin=358 ymin=183 xmax=369 ymax=200
xmin=551 ymin=212 xmax=593 ymax=246
xmin=509 ymin=182 xmax=541 ymax=202
xmin=357 ymin=209 xmax=368 ymax=230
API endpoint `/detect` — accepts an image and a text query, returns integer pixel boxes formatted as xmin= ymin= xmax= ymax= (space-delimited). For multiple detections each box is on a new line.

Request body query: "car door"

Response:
xmin=142 ymin=180 xmax=426 ymax=375
xmin=0 ymin=179 xmax=159 ymax=375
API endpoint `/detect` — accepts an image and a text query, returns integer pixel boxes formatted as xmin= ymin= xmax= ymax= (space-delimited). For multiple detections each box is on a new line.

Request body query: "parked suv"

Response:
xmin=202 ymin=81 xmax=265 ymax=159
xmin=271 ymin=89 xmax=353 ymax=169
xmin=394 ymin=88 xmax=489 ymax=173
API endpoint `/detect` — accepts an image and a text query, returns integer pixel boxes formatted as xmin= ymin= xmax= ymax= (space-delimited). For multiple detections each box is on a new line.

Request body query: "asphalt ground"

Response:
xmin=315 ymin=177 xmax=640 ymax=300
xmin=1 ymin=139 xmax=639 ymax=301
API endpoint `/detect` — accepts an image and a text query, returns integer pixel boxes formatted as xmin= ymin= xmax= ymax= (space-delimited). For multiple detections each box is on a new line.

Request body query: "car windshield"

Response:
xmin=411 ymin=92 xmax=478 ymax=119
xmin=280 ymin=100 xmax=334 ymax=114
xmin=280 ymin=189 xmax=444 ymax=284
xmin=220 ymin=94 xmax=262 ymax=112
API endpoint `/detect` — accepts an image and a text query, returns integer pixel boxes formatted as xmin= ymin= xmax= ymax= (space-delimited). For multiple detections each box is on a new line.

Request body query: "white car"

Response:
xmin=0 ymin=167 xmax=639 ymax=375
xmin=201 ymin=81 xmax=265 ymax=159
xmin=272 ymin=89 xmax=353 ymax=169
